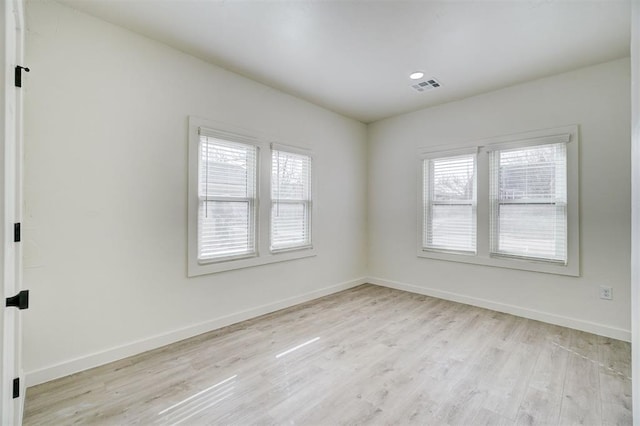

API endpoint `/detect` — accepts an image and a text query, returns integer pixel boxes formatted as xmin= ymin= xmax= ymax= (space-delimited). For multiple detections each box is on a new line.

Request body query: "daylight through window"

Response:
xmin=271 ymin=148 xmax=312 ymax=251
xmin=423 ymin=153 xmax=477 ymax=253
xmin=198 ymin=135 xmax=257 ymax=262
xmin=189 ymin=118 xmax=317 ymax=276
xmin=418 ymin=126 xmax=578 ymax=276
xmin=490 ymin=143 xmax=567 ymax=263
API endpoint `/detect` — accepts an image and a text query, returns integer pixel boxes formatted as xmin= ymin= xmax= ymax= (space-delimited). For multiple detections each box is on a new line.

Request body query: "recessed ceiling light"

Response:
xmin=409 ymin=71 xmax=424 ymax=80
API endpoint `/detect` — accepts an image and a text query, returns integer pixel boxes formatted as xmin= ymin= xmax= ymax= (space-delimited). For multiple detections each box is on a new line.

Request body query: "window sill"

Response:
xmin=422 ymin=247 xmax=477 ymax=257
xmin=198 ymin=252 xmax=258 ymax=265
xmin=417 ymin=249 xmax=579 ymax=277
xmin=189 ymin=247 xmax=316 ymax=277
xmin=271 ymin=244 xmax=313 ymax=254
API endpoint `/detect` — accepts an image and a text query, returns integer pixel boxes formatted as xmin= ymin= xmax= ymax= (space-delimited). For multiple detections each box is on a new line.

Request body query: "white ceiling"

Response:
xmin=58 ymin=0 xmax=631 ymax=123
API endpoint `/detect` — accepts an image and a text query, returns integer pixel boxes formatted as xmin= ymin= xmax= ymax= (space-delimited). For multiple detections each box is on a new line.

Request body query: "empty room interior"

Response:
xmin=6 ymin=0 xmax=640 ymax=424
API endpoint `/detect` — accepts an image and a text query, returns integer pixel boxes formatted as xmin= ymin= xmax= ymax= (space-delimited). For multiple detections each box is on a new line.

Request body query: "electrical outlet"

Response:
xmin=599 ymin=286 xmax=613 ymax=300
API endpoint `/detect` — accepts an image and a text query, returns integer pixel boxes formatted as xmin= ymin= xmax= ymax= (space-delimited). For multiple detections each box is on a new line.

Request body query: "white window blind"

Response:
xmin=490 ymin=142 xmax=567 ymax=263
xmin=198 ymin=133 xmax=257 ymax=262
xmin=271 ymin=148 xmax=312 ymax=251
xmin=423 ymin=153 xmax=477 ymax=253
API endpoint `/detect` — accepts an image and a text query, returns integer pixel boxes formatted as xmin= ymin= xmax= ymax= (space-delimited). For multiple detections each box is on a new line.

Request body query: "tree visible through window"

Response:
xmin=189 ymin=119 xmax=318 ymax=276
xmin=418 ymin=128 xmax=576 ymax=275
xmin=423 ymin=153 xmax=477 ymax=253
xmin=198 ymin=136 xmax=257 ymax=261
xmin=271 ymin=148 xmax=312 ymax=251
xmin=490 ymin=143 xmax=567 ymax=263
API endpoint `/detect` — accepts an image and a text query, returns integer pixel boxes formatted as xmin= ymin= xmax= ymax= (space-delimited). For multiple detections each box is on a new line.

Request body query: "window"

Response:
xmin=271 ymin=147 xmax=312 ymax=251
xmin=422 ymin=152 xmax=477 ymax=254
xmin=490 ymin=142 xmax=567 ymax=263
xmin=198 ymin=135 xmax=257 ymax=262
xmin=418 ymin=126 xmax=579 ymax=276
xmin=188 ymin=117 xmax=316 ymax=276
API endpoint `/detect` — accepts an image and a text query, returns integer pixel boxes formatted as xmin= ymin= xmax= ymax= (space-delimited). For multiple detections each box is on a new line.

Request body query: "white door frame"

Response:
xmin=632 ymin=2 xmax=639 ymax=426
xmin=0 ymin=0 xmax=7 ymax=416
xmin=1 ymin=0 xmax=25 ymax=424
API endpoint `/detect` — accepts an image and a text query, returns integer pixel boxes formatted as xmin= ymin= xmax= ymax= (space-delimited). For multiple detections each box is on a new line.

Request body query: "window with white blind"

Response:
xmin=417 ymin=125 xmax=579 ymax=276
xmin=422 ymin=153 xmax=477 ymax=254
xmin=188 ymin=117 xmax=317 ymax=276
xmin=198 ymin=135 xmax=257 ymax=262
xmin=490 ymin=142 xmax=567 ymax=263
xmin=271 ymin=147 xmax=312 ymax=252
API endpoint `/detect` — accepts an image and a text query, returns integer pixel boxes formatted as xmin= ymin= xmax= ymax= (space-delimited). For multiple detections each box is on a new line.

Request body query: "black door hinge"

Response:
xmin=15 ymin=65 xmax=29 ymax=88
xmin=12 ymin=378 xmax=19 ymax=399
xmin=6 ymin=290 xmax=29 ymax=310
xmin=14 ymin=223 xmax=20 ymax=242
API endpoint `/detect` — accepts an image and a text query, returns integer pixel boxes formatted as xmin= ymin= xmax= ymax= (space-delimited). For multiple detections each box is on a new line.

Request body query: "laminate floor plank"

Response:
xmin=558 ymin=330 xmax=604 ymax=425
xmin=598 ymin=337 xmax=633 ymax=426
xmin=515 ymin=325 xmax=571 ymax=426
xmin=24 ymin=284 xmax=631 ymax=425
xmin=473 ymin=408 xmax=515 ymax=426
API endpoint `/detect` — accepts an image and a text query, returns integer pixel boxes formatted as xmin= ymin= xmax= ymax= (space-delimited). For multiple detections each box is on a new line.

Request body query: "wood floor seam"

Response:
xmin=23 ymin=284 xmax=632 ymax=425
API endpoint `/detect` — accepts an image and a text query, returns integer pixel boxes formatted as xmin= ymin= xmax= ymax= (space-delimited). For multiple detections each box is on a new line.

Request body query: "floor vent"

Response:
xmin=411 ymin=78 xmax=441 ymax=92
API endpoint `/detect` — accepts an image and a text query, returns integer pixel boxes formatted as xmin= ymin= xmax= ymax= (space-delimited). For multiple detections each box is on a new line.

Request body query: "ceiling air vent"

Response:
xmin=411 ymin=78 xmax=441 ymax=92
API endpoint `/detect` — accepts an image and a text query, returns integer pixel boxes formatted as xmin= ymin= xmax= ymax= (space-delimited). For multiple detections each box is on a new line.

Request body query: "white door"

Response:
xmin=1 ymin=0 xmax=25 ymax=424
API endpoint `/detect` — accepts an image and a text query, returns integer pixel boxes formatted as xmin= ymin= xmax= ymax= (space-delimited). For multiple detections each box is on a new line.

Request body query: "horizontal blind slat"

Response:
xmin=271 ymin=149 xmax=312 ymax=250
xmin=424 ymin=154 xmax=477 ymax=253
xmin=490 ymin=142 xmax=567 ymax=262
xmin=198 ymin=134 xmax=257 ymax=261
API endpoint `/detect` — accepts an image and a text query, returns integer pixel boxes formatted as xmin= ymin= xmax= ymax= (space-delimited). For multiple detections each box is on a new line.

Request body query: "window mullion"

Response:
xmin=416 ymin=125 xmax=578 ymax=277
xmin=476 ymin=150 xmax=490 ymax=258
xmin=189 ymin=118 xmax=318 ymax=277
xmin=257 ymin=143 xmax=270 ymax=258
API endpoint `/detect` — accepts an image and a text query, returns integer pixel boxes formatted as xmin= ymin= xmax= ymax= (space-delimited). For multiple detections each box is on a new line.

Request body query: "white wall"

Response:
xmin=368 ymin=58 xmax=631 ymax=340
xmin=22 ymin=0 xmax=368 ymax=384
xmin=22 ymin=0 xmax=633 ymax=388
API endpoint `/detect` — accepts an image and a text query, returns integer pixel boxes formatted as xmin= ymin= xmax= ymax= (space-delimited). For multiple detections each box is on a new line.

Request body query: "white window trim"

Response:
xmin=417 ymin=125 xmax=580 ymax=276
xmin=188 ymin=117 xmax=316 ymax=277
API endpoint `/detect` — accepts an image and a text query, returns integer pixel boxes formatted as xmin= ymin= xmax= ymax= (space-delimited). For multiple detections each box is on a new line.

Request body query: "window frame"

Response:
xmin=421 ymin=148 xmax=478 ymax=255
xmin=188 ymin=117 xmax=316 ymax=277
xmin=488 ymin=136 xmax=569 ymax=264
xmin=270 ymin=143 xmax=314 ymax=253
xmin=197 ymin=132 xmax=259 ymax=263
xmin=417 ymin=125 xmax=579 ymax=276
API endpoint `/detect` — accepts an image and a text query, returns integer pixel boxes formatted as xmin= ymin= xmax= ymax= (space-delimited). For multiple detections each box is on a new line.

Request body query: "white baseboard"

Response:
xmin=26 ymin=275 xmax=630 ymax=387
xmin=26 ymin=277 xmax=367 ymax=387
xmin=368 ymin=276 xmax=631 ymax=342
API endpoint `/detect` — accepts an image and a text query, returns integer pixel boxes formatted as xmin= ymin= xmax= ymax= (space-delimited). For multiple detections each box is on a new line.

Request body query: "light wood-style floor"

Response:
xmin=24 ymin=284 xmax=632 ymax=425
